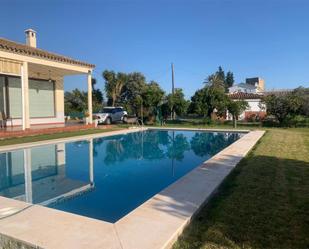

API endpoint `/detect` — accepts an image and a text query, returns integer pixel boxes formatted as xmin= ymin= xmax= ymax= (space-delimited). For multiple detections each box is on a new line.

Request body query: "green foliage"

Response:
xmin=103 ymin=70 xmax=167 ymax=121
xmin=204 ymin=73 xmax=225 ymax=90
xmin=263 ymin=88 xmax=309 ymax=126
xmin=120 ymin=72 xmax=146 ymax=115
xmin=227 ymin=99 xmax=249 ymax=128
xmin=64 ymin=78 xmax=104 ymax=116
xmin=166 ymin=88 xmax=188 ymax=117
xmin=141 ymin=81 xmax=165 ymax=122
xmin=225 ymin=71 xmax=234 ymax=88
xmin=188 ymin=85 xmax=229 ymax=118
xmin=103 ymin=70 xmax=127 ymax=106
xmin=293 ymin=87 xmax=309 ymax=116
xmin=189 ymin=66 xmax=238 ymax=119
xmin=64 ymin=88 xmax=88 ymax=115
xmin=91 ymin=77 xmax=104 ymax=113
xmin=204 ymin=66 xmax=234 ymax=92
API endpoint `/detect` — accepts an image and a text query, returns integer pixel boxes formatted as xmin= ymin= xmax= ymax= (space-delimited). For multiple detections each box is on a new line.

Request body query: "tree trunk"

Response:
xmin=233 ymin=115 xmax=237 ymax=128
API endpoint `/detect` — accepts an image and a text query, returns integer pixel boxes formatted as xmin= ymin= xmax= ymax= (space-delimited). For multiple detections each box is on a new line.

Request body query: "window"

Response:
xmin=0 ymin=76 xmax=5 ymax=115
xmin=0 ymin=75 xmax=55 ymax=118
xmin=29 ymin=79 xmax=55 ymax=117
xmin=8 ymin=77 xmax=22 ymax=118
xmin=0 ymin=75 xmax=22 ymax=118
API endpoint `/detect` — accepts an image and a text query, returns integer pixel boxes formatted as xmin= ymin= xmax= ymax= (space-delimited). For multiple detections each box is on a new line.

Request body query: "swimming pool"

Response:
xmin=0 ymin=129 xmax=243 ymax=222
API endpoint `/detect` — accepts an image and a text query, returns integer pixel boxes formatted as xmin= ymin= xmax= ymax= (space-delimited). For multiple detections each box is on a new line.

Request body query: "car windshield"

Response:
xmin=102 ymin=108 xmax=114 ymax=113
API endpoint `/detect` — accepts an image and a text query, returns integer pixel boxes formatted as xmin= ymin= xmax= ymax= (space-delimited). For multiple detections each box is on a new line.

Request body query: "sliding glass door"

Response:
xmin=0 ymin=74 xmax=55 ymax=119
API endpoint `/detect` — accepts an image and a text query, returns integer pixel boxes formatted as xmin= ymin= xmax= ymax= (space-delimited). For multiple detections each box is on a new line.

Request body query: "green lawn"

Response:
xmin=0 ymin=127 xmax=125 ymax=146
xmin=174 ymin=128 xmax=309 ymax=249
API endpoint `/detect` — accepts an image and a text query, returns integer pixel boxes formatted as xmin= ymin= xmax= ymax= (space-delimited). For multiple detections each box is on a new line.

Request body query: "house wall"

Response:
xmin=227 ymin=99 xmax=266 ymax=121
xmin=240 ymin=99 xmax=266 ymax=120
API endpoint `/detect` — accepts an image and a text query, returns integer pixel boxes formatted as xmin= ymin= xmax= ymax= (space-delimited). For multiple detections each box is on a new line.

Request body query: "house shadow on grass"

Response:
xmin=152 ymin=155 xmax=309 ymax=249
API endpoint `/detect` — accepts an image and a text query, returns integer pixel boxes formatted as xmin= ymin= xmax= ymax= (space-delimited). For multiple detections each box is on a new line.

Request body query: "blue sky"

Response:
xmin=1 ymin=0 xmax=308 ymax=98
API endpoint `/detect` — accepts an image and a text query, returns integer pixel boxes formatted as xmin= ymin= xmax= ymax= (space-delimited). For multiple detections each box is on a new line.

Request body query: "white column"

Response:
xmin=89 ymin=139 xmax=94 ymax=186
xmin=87 ymin=71 xmax=93 ymax=124
xmin=23 ymin=148 xmax=33 ymax=203
xmin=21 ymin=62 xmax=30 ymax=130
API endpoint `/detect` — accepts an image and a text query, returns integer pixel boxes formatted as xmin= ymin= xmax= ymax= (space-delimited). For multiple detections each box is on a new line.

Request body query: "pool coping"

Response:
xmin=0 ymin=128 xmax=265 ymax=249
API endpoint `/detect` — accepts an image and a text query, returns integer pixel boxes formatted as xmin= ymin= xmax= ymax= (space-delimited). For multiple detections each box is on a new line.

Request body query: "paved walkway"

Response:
xmin=0 ymin=123 xmax=115 ymax=139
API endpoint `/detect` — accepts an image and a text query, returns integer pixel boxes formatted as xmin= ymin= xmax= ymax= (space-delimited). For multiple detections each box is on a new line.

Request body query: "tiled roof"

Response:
xmin=264 ymin=90 xmax=292 ymax=96
xmin=0 ymin=38 xmax=95 ymax=68
xmin=228 ymin=92 xmax=263 ymax=99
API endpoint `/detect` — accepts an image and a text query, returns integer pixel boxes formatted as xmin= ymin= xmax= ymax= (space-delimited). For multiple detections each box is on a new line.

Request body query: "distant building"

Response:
xmin=228 ymin=77 xmax=265 ymax=94
xmin=226 ymin=92 xmax=266 ymax=121
xmin=246 ymin=77 xmax=265 ymax=91
xmin=227 ymin=77 xmax=266 ymax=121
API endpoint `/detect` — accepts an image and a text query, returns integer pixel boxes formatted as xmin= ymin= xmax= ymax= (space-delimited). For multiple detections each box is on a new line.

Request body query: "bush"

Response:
xmin=283 ymin=115 xmax=309 ymax=127
xmin=262 ymin=115 xmax=309 ymax=127
xmin=202 ymin=117 xmax=214 ymax=125
xmin=262 ymin=115 xmax=280 ymax=127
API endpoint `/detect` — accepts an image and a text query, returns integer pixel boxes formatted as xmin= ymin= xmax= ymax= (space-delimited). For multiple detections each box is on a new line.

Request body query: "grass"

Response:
xmin=0 ymin=127 xmax=125 ymax=146
xmin=173 ymin=128 xmax=309 ymax=249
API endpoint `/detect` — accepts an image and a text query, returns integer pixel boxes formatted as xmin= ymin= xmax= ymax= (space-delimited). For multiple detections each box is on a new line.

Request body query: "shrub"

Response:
xmin=283 ymin=115 xmax=309 ymax=127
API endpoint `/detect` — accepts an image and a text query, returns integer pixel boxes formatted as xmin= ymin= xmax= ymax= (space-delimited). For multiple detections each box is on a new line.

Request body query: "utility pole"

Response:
xmin=171 ymin=63 xmax=175 ymax=120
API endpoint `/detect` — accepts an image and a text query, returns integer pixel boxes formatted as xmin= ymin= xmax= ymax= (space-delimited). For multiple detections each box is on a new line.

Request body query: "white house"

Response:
xmin=228 ymin=77 xmax=265 ymax=94
xmin=229 ymin=83 xmax=261 ymax=94
xmin=227 ymin=77 xmax=266 ymax=121
xmin=226 ymin=92 xmax=266 ymax=121
xmin=0 ymin=29 xmax=95 ymax=130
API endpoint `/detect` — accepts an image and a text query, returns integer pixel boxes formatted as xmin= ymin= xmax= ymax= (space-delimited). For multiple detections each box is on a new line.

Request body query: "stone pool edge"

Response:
xmin=0 ymin=128 xmax=265 ymax=249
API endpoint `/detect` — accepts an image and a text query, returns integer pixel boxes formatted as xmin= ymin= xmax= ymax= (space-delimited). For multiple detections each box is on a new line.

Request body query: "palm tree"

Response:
xmin=103 ymin=70 xmax=127 ymax=106
xmin=204 ymin=73 xmax=225 ymax=89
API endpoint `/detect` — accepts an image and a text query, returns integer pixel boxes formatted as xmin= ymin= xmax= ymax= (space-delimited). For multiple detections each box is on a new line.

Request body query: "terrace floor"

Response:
xmin=0 ymin=122 xmax=112 ymax=139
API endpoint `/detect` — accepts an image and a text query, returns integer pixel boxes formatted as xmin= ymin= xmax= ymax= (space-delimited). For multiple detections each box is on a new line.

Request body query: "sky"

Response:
xmin=1 ymin=0 xmax=308 ymax=98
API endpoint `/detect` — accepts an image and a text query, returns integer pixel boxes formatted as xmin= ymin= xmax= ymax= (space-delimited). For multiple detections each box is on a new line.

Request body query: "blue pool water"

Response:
xmin=0 ymin=129 xmax=242 ymax=222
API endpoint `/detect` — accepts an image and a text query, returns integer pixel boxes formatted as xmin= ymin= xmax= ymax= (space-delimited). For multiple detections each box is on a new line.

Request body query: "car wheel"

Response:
xmin=105 ymin=117 xmax=112 ymax=125
xmin=122 ymin=116 xmax=128 ymax=123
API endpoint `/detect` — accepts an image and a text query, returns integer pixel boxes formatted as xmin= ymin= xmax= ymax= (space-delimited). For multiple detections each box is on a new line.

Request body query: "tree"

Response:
xmin=141 ymin=81 xmax=165 ymax=122
xmin=204 ymin=66 xmax=235 ymax=92
xmin=103 ymin=70 xmax=127 ymax=106
xmin=64 ymin=89 xmax=87 ymax=115
xmin=166 ymin=88 xmax=188 ymax=117
xmin=204 ymin=73 xmax=225 ymax=90
xmin=120 ymin=72 xmax=146 ymax=115
xmin=225 ymin=71 xmax=234 ymax=89
xmin=91 ymin=78 xmax=104 ymax=112
xmin=227 ymin=99 xmax=249 ymax=128
xmin=217 ymin=66 xmax=225 ymax=82
xmin=263 ymin=92 xmax=303 ymax=124
xmin=188 ymin=85 xmax=229 ymax=118
xmin=293 ymin=87 xmax=309 ymax=116
xmin=188 ymin=88 xmax=207 ymax=116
